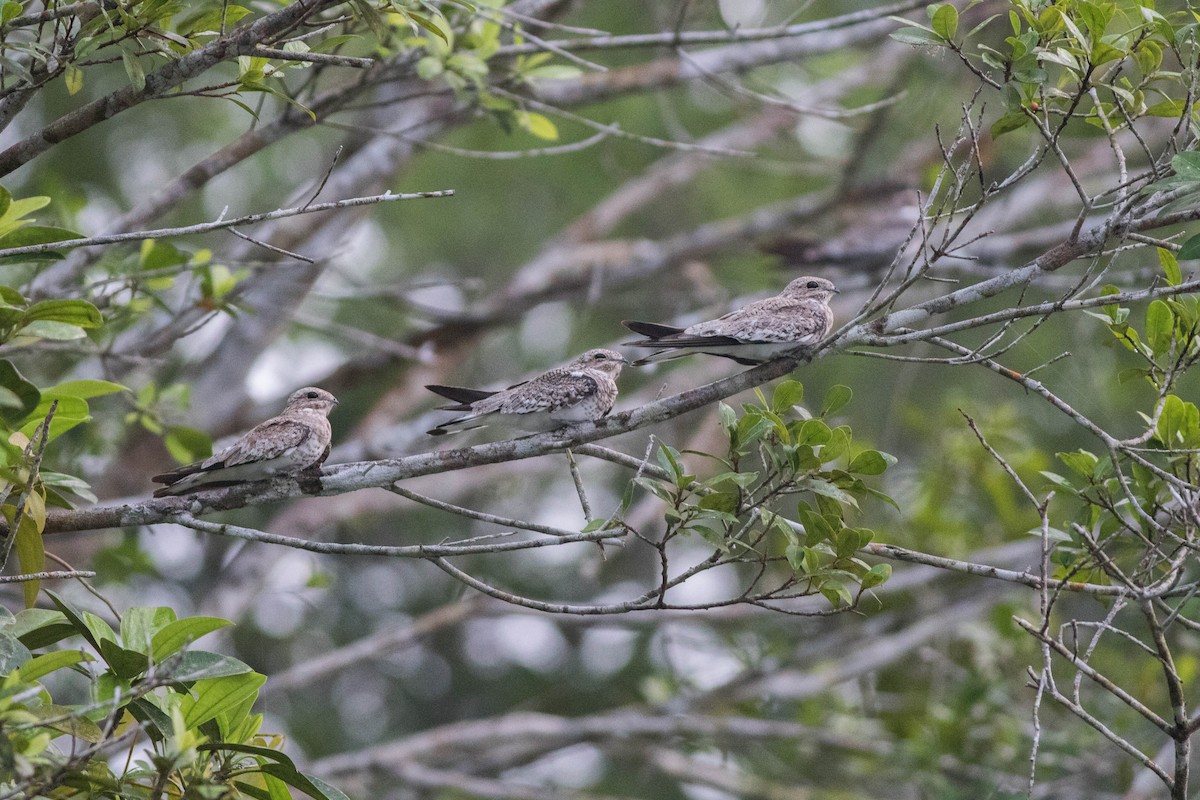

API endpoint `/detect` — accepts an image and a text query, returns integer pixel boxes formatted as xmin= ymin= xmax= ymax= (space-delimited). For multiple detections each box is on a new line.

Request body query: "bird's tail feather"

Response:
xmin=425 ymin=384 xmax=497 ymax=410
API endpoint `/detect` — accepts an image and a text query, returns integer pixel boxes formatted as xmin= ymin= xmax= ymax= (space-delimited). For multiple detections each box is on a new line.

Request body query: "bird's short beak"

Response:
xmin=832 ymin=287 xmax=842 ymax=294
xmin=333 ymin=397 xmax=341 ymax=406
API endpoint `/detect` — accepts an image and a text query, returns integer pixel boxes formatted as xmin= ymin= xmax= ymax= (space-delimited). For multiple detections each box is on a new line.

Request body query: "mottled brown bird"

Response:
xmin=426 ymin=349 xmax=627 ymax=436
xmin=622 ymin=276 xmax=838 ymax=365
xmin=152 ymin=387 xmax=338 ymax=497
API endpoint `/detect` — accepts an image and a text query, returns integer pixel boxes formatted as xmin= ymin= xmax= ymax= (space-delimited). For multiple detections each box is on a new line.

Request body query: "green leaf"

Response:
xmin=151 ymin=617 xmax=232 ymax=661
xmin=0 ymin=2 xmax=21 ymax=25
xmin=1145 ymin=300 xmax=1173 ymax=355
xmin=182 ymin=672 xmax=267 ymax=730
xmin=717 ymin=402 xmax=737 ymax=438
xmin=0 ymin=226 xmax=84 ymax=262
xmin=64 ymin=64 xmax=84 ymax=95
xmin=16 ymin=321 xmax=85 ymax=341
xmin=99 ymin=638 xmax=149 ymax=681
xmin=119 ymin=606 xmax=176 ymax=653
xmin=45 ymin=590 xmax=104 ymax=650
xmin=771 ymin=380 xmax=804 ymax=414
xmin=820 ymin=426 xmax=852 ymax=464
xmin=0 ymin=360 xmax=40 ymax=425
xmin=408 ymin=10 xmax=450 ymax=43
xmin=698 ymin=492 xmax=738 ymax=514
xmin=890 ymin=27 xmax=946 ymax=46
xmin=166 ymin=650 xmax=253 ymax=682
xmin=42 ymin=379 xmax=126 ymax=400
xmin=820 ymin=385 xmax=852 ymax=416
xmin=165 ymin=426 xmax=212 ymax=464
xmin=0 ymin=631 xmax=32 ymax=673
xmin=1177 ymin=234 xmax=1200 ymax=261
xmin=860 ymin=563 xmax=892 ymax=590
xmin=931 ymin=3 xmax=958 ymax=40
xmin=1159 ymin=247 xmax=1182 ymax=285
xmin=19 ymin=395 xmax=90 ymax=442
xmin=847 ymin=449 xmax=896 ymax=475
xmin=22 ymin=299 xmax=101 ymax=328
xmin=1171 ymin=152 xmax=1200 ymax=181
xmin=1146 ymin=99 xmax=1185 ymax=118
xmin=1055 ymin=450 xmax=1098 ymax=479
xmin=519 ymin=111 xmax=559 ymax=141
xmin=11 ymin=610 xmax=74 ymax=649
xmin=121 ymin=48 xmax=145 ymax=92
xmin=12 ymin=513 xmax=43 ymax=608
xmin=990 ymin=110 xmax=1029 ymax=138
xmin=18 ymin=649 xmax=91 ymax=682
xmin=801 ymin=477 xmax=858 ymax=508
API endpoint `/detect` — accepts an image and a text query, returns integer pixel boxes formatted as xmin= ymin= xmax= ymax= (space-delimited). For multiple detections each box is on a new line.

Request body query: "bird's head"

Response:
xmin=782 ymin=276 xmax=839 ymax=302
xmin=285 ymin=387 xmax=339 ymax=416
xmin=571 ymin=348 xmax=628 ymax=377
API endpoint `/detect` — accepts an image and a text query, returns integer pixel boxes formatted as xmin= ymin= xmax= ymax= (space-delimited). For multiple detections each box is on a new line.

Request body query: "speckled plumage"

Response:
xmin=152 ymin=387 xmax=338 ymax=497
xmin=622 ymin=276 xmax=838 ymax=365
xmin=426 ymin=349 xmax=627 ymax=436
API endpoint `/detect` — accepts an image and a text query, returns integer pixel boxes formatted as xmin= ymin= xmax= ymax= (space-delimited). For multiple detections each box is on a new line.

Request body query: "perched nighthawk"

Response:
xmin=152 ymin=387 xmax=338 ymax=497
xmin=622 ymin=276 xmax=838 ymax=365
xmin=426 ymin=349 xmax=627 ymax=436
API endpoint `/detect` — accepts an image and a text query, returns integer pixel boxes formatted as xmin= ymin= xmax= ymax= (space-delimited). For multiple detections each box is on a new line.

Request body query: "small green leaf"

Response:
xmin=151 ymin=617 xmax=232 ymax=661
xmin=22 ymin=299 xmax=101 ymax=328
xmin=165 ymin=650 xmax=252 ymax=682
xmin=11 ymin=513 xmax=43 ymax=608
xmin=518 ymin=111 xmax=559 ymax=141
xmin=990 ymin=110 xmax=1029 ymax=138
xmin=16 ymin=321 xmax=85 ymax=341
xmin=860 ymin=563 xmax=892 ymax=589
xmin=847 ymin=449 xmax=896 ymax=475
xmin=890 ymin=27 xmax=946 ymax=46
xmin=1145 ymin=300 xmax=1173 ymax=355
xmin=1171 ymin=152 xmax=1200 ymax=181
xmin=698 ymin=492 xmax=738 ymax=514
xmin=820 ymin=385 xmax=852 ymax=416
xmin=42 ymin=379 xmax=126 ymax=400
xmin=931 ymin=3 xmax=958 ymax=40
xmin=64 ymin=64 xmax=84 ymax=95
xmin=1158 ymin=247 xmax=1182 ymax=285
xmin=122 ymin=48 xmax=145 ymax=92
xmin=182 ymin=672 xmax=266 ymax=730
xmin=165 ymin=426 xmax=212 ymax=464
xmin=0 ymin=360 xmax=40 ymax=425
xmin=771 ymin=380 xmax=805 ymax=414
xmin=19 ymin=395 xmax=90 ymax=442
xmin=1177 ymin=234 xmax=1200 ymax=261
xmin=0 ymin=631 xmax=32 ymax=673
xmin=99 ymin=638 xmax=149 ymax=680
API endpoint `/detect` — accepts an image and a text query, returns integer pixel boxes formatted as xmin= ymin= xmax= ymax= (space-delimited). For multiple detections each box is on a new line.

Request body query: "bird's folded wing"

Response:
xmin=219 ymin=418 xmax=313 ymax=467
xmin=499 ymin=372 xmax=599 ymax=414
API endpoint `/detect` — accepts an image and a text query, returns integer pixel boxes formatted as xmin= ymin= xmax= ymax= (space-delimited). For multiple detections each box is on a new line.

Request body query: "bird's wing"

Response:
xmin=497 ymin=370 xmax=600 ymax=414
xmin=686 ymin=298 xmax=829 ymax=342
xmin=218 ymin=418 xmax=313 ymax=467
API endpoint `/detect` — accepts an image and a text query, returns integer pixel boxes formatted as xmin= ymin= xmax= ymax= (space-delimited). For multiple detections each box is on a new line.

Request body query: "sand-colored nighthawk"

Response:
xmin=623 ymin=276 xmax=838 ymax=365
xmin=426 ymin=348 xmax=627 ymax=436
xmin=152 ymin=387 xmax=338 ymax=497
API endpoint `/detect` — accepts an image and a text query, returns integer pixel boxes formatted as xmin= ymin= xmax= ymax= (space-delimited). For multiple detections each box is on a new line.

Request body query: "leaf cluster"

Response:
xmin=0 ymin=592 xmax=345 ymax=800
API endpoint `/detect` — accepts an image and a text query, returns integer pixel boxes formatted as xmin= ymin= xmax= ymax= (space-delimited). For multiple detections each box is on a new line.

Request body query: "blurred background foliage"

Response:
xmin=0 ymin=0 xmax=1199 ymax=798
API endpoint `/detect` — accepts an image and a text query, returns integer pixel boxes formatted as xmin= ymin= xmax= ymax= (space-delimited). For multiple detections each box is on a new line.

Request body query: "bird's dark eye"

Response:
xmin=306 ymin=391 xmax=319 ymax=399
xmin=593 ymin=353 xmax=606 ymax=360
xmin=806 ymin=280 xmax=820 ymax=289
